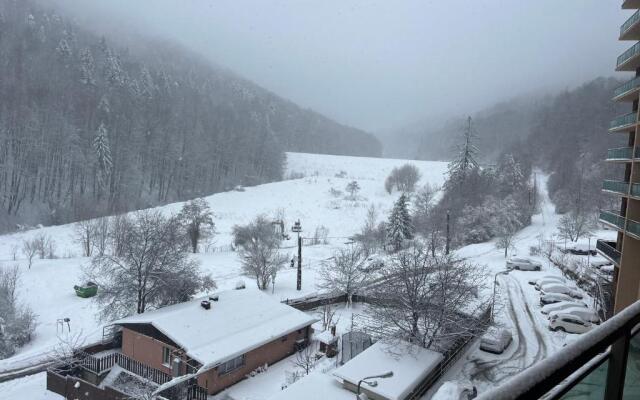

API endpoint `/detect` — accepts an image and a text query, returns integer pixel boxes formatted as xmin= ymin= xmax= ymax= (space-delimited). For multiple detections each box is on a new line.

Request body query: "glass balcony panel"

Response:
xmin=602 ymin=180 xmax=629 ymax=194
xmin=615 ymin=77 xmax=640 ymax=99
xmin=600 ymin=210 xmax=626 ymax=229
xmin=627 ymin=219 xmax=640 ymax=238
xmin=618 ymin=42 xmax=640 ymax=68
xmin=559 ymin=358 xmax=608 ymax=400
xmin=632 ymin=183 xmax=640 ymax=198
xmin=636 ymin=147 xmax=640 ymax=159
xmin=596 ymin=240 xmax=620 ymax=264
xmin=621 ymin=10 xmax=640 ymax=36
xmin=610 ymin=112 xmax=638 ymax=130
xmin=623 ymin=330 xmax=640 ymax=399
xmin=607 ymin=147 xmax=633 ymax=160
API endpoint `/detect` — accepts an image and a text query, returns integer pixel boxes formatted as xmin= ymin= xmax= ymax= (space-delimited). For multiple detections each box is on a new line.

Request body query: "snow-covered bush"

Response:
xmin=0 ymin=265 xmax=37 ymax=359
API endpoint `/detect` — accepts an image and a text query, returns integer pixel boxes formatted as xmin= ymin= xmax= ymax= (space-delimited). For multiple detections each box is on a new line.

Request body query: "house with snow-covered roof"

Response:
xmin=46 ymin=288 xmax=317 ymax=399
xmin=113 ymin=288 xmax=317 ymax=395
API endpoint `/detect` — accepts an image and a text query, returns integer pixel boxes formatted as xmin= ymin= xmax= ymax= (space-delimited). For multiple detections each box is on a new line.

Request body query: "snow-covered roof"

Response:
xmin=332 ymin=340 xmax=444 ymax=400
xmin=114 ymin=289 xmax=317 ymax=370
xmin=314 ymin=330 xmax=338 ymax=345
xmin=269 ymin=370 xmax=353 ymax=400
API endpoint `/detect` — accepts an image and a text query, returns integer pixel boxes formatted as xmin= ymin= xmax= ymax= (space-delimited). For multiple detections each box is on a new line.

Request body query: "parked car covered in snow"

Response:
xmin=549 ymin=307 xmax=600 ymax=324
xmin=549 ymin=313 xmax=592 ymax=333
xmin=563 ymin=243 xmax=597 ymax=256
xmin=432 ymin=380 xmax=478 ymax=400
xmin=590 ymin=258 xmax=612 ymax=268
xmin=540 ymin=292 xmax=574 ymax=305
xmin=506 ymin=257 xmax=542 ymax=271
xmin=479 ymin=327 xmax=513 ymax=354
xmin=530 ymin=276 xmax=565 ymax=287
xmin=539 ymin=283 xmax=583 ymax=299
xmin=542 ymin=300 xmax=588 ymax=315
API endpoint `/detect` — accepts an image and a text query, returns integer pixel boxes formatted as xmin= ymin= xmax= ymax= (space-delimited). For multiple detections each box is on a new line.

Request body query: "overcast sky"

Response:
xmin=52 ymin=0 xmax=628 ymax=132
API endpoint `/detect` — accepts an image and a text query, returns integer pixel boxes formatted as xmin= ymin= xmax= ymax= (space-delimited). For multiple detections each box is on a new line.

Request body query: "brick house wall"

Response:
xmin=121 ymin=327 xmax=177 ymax=376
xmin=120 ymin=324 xmax=312 ymax=395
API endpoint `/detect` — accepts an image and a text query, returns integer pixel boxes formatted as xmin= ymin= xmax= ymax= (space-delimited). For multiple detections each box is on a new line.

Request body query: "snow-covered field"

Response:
xmin=0 ymin=152 xmax=448 ymax=375
xmin=0 ymin=153 xmax=617 ymax=400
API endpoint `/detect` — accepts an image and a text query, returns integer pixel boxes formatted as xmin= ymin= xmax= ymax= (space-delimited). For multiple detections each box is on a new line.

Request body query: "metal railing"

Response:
xmin=602 ymin=180 xmax=629 ymax=195
xmin=596 ymin=240 xmax=621 ymax=265
xmin=609 ymin=112 xmax=637 ymax=130
xmin=627 ymin=219 xmax=640 ymax=238
xmin=621 ymin=9 xmax=640 ymax=36
xmin=476 ymin=300 xmax=640 ymax=400
xmin=617 ymin=41 xmax=640 ymax=67
xmin=600 ymin=210 xmax=626 ymax=229
xmin=614 ymin=76 xmax=640 ymax=100
xmin=606 ymin=147 xmax=634 ymax=160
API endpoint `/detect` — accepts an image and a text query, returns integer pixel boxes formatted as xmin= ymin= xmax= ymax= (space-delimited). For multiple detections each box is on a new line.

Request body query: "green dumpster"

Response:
xmin=74 ymin=282 xmax=98 ymax=298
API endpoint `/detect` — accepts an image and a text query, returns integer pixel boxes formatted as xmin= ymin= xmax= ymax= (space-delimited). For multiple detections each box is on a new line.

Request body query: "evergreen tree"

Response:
xmin=386 ymin=193 xmax=413 ymax=252
xmin=79 ymin=48 xmax=95 ymax=86
xmin=93 ymin=123 xmax=112 ymax=189
xmin=447 ymin=116 xmax=480 ymax=186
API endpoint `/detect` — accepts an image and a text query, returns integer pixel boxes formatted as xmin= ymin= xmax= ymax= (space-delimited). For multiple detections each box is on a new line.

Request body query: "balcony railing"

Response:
xmin=609 ymin=112 xmax=637 ymax=131
xmin=627 ymin=219 xmax=640 ymax=239
xmin=476 ymin=300 xmax=640 ymax=400
xmin=621 ymin=9 xmax=640 ymax=37
xmin=602 ymin=180 xmax=630 ymax=195
xmin=617 ymin=41 xmax=640 ymax=68
xmin=606 ymin=147 xmax=634 ymax=160
xmin=614 ymin=76 xmax=640 ymax=100
xmin=596 ymin=239 xmax=621 ymax=265
xmin=600 ymin=210 xmax=626 ymax=229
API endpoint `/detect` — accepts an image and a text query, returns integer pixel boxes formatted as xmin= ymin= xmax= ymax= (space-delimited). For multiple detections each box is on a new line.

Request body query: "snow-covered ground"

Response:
xmin=427 ymin=174 xmax=617 ymax=398
xmin=0 ymin=154 xmax=616 ymax=400
xmin=0 ymin=152 xmax=447 ymax=375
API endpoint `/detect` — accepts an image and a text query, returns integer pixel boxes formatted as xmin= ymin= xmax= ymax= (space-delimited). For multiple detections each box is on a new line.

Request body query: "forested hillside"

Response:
xmin=404 ymin=77 xmax=626 ymax=215
xmin=0 ymin=0 xmax=381 ymax=231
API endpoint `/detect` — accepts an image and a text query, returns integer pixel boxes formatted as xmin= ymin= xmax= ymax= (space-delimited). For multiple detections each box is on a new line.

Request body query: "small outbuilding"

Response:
xmin=332 ymin=340 xmax=444 ymax=400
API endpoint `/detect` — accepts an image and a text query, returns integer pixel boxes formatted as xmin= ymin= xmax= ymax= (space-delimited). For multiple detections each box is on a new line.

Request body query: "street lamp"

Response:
xmin=292 ymin=220 xmax=303 ymax=291
xmin=491 ymin=270 xmax=511 ymax=323
xmin=356 ymin=371 xmax=394 ymax=399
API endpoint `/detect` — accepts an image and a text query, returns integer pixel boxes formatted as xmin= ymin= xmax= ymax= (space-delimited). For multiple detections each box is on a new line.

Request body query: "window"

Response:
xmin=218 ymin=354 xmax=245 ymax=375
xmin=162 ymin=347 xmax=171 ymax=366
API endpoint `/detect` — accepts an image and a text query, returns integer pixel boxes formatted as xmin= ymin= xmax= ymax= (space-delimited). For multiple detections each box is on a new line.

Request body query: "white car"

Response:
xmin=507 ymin=257 xmax=542 ymax=271
xmin=479 ymin=327 xmax=513 ymax=354
xmin=549 ymin=307 xmax=600 ymax=324
xmin=542 ymin=301 xmax=588 ymax=315
xmin=540 ymin=293 xmax=574 ymax=305
xmin=532 ymin=276 xmax=566 ymax=288
xmin=590 ymin=258 xmax=612 ymax=268
xmin=540 ymin=283 xmax=583 ymax=299
xmin=549 ymin=313 xmax=592 ymax=334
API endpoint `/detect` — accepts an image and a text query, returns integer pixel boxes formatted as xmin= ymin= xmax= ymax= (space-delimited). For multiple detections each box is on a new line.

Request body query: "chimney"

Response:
xmin=200 ymin=300 xmax=211 ymax=310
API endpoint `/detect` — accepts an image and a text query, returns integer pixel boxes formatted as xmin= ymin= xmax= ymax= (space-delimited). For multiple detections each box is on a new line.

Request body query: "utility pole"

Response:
xmin=292 ymin=220 xmax=302 ymax=291
xmin=445 ymin=210 xmax=451 ymax=255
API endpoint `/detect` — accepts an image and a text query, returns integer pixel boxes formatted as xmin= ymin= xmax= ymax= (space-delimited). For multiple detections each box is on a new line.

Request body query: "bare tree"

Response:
xmin=318 ymin=247 xmax=370 ymax=307
xmin=367 ymin=244 xmax=486 ymax=350
xmin=492 ymin=197 xmax=524 ymax=258
xmin=385 ymin=164 xmax=421 ymax=193
xmin=291 ymin=343 xmax=317 ymax=375
xmin=345 ymin=180 xmax=360 ymax=200
xmin=177 ymin=198 xmax=215 ymax=253
xmin=32 ymin=233 xmax=52 ymax=259
xmin=84 ymin=210 xmax=216 ymax=321
xmin=558 ymin=211 xmax=593 ymax=242
xmin=93 ymin=217 xmax=111 ymax=257
xmin=236 ymin=216 xmax=288 ymax=290
xmin=74 ymin=219 xmax=96 ymax=257
xmin=52 ymin=331 xmax=86 ymax=369
xmin=108 ymin=214 xmax=130 ymax=257
xmin=21 ymin=239 xmax=37 ymax=269
xmin=0 ymin=265 xmax=37 ymax=357
xmin=317 ymin=304 xmax=339 ymax=331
